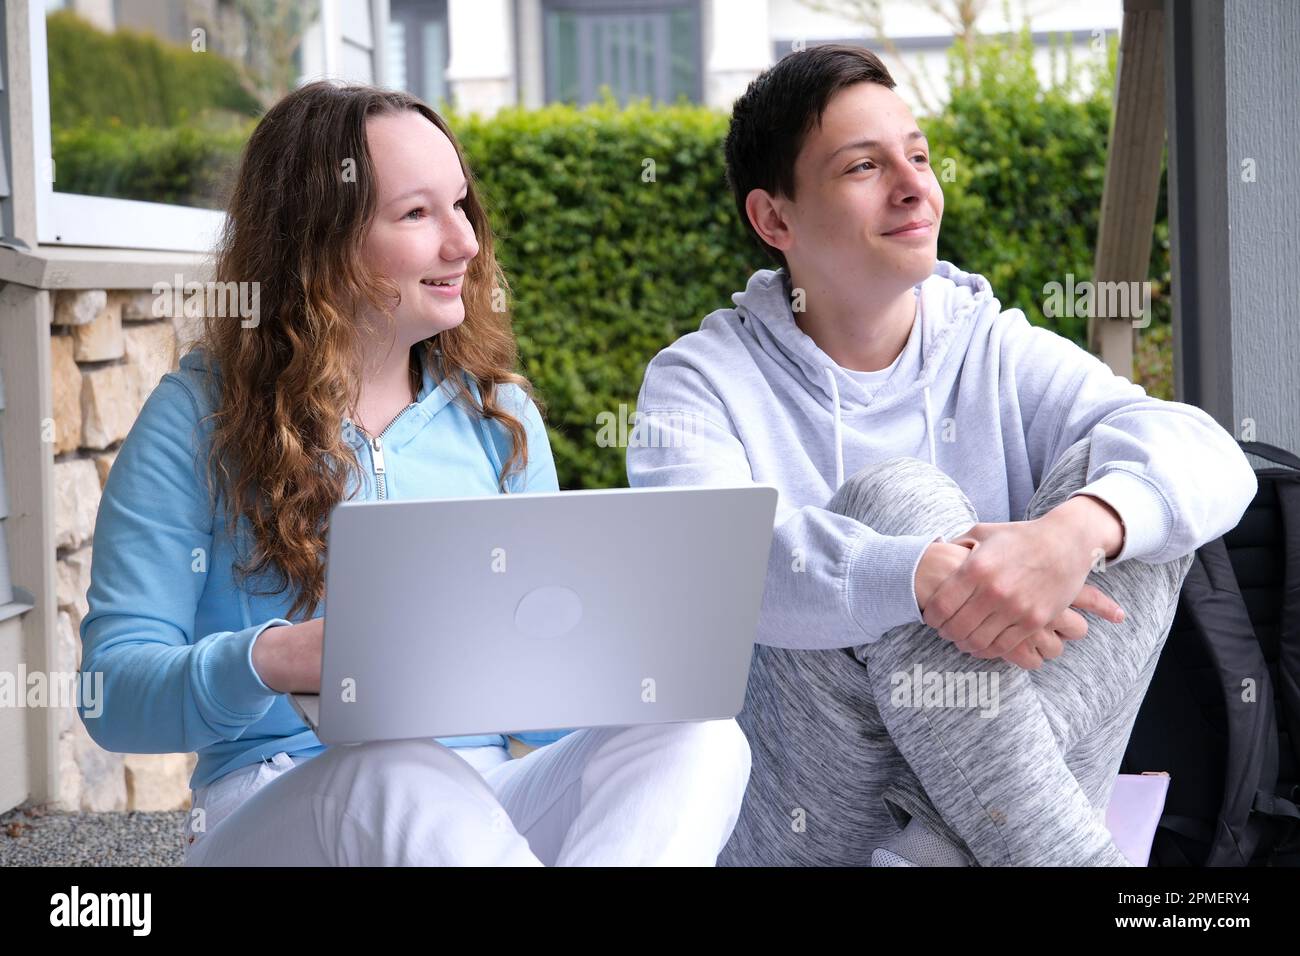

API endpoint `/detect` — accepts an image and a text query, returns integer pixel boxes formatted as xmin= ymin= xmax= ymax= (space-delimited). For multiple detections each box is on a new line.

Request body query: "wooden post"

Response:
xmin=1091 ymin=0 xmax=1166 ymax=378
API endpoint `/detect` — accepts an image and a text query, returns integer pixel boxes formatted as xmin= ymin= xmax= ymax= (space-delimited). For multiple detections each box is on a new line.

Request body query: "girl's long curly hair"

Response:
xmin=192 ymin=80 xmax=536 ymax=622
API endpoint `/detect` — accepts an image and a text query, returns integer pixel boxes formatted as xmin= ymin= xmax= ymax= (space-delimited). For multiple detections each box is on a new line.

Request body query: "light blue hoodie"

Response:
xmin=79 ymin=346 xmax=573 ymax=790
xmin=627 ymin=261 xmax=1258 ymax=649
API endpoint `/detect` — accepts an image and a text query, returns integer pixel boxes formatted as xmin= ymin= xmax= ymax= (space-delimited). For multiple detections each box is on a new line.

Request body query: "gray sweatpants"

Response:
xmin=719 ymin=437 xmax=1193 ymax=866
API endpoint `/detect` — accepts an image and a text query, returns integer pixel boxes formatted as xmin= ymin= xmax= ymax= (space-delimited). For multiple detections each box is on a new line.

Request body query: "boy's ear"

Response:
xmin=745 ymin=188 xmax=794 ymax=255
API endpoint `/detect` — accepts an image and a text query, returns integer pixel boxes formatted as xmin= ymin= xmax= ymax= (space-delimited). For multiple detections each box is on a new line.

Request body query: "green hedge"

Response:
xmin=47 ymin=17 xmax=1175 ymax=489
xmin=457 ymin=31 xmax=1172 ymax=488
xmin=452 ymin=101 xmax=756 ymax=488
xmin=925 ymin=28 xmax=1172 ymax=347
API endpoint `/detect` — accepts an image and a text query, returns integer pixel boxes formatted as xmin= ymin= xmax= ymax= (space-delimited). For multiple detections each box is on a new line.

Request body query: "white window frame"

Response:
xmin=25 ymin=0 xmax=387 ymax=254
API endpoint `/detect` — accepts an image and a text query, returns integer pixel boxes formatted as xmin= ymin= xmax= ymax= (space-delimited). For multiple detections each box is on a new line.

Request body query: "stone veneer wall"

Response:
xmin=49 ymin=288 xmax=204 ymax=812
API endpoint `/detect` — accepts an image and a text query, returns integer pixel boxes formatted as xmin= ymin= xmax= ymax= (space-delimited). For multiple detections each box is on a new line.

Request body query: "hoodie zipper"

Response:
xmin=347 ymin=404 xmax=417 ymax=500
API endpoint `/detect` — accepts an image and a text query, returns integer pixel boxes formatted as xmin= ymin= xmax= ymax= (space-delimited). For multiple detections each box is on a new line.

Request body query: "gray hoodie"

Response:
xmin=626 ymin=260 xmax=1257 ymax=649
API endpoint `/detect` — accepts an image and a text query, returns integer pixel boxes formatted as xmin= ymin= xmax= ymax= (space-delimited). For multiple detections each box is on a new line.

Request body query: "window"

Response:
xmin=24 ymin=1 xmax=384 ymax=252
xmin=543 ymin=0 xmax=701 ymax=106
xmin=388 ymin=0 xmax=451 ymax=109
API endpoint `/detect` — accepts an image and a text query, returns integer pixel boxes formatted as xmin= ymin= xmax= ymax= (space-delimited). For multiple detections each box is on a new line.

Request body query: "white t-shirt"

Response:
xmin=840 ymin=346 xmax=904 ymax=400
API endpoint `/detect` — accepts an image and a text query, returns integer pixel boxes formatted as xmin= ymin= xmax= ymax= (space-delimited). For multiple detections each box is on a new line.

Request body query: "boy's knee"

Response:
xmin=1025 ymin=437 xmax=1094 ymax=520
xmin=827 ymin=456 xmax=977 ymax=539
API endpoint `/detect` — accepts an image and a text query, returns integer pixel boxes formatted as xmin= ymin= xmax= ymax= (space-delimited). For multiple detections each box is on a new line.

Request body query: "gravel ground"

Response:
xmin=0 ymin=803 xmax=187 ymax=867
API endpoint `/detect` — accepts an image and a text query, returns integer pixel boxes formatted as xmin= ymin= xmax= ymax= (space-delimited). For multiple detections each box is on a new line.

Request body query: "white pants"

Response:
xmin=182 ymin=719 xmax=752 ymax=866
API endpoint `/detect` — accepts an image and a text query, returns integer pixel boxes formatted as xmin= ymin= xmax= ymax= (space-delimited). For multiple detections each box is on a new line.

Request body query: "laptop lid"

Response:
xmin=307 ymin=485 xmax=777 ymax=745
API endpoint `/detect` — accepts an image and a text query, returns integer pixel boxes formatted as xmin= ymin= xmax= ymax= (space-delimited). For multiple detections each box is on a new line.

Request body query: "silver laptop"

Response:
xmin=289 ymin=485 xmax=778 ymax=745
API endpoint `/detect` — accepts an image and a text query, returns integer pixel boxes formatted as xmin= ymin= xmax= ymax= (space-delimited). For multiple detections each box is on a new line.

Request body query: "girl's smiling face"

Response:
xmin=359 ymin=110 xmax=480 ymax=347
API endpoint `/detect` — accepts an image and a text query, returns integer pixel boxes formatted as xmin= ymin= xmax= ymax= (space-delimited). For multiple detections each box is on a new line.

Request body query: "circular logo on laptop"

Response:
xmin=514 ymin=585 xmax=584 ymax=639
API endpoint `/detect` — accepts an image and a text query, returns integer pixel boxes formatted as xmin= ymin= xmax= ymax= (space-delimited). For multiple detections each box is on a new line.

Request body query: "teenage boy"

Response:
xmin=625 ymin=45 xmax=1256 ymax=866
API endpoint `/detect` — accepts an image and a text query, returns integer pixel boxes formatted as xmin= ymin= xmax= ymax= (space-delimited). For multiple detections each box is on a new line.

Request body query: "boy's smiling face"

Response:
xmin=765 ymin=81 xmax=944 ymax=300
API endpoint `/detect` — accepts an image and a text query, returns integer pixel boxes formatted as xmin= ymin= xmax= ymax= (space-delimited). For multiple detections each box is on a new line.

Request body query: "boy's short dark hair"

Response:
xmin=724 ymin=44 xmax=896 ymax=271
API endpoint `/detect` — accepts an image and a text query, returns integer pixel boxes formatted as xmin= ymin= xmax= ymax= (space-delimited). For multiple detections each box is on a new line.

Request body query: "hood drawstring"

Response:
xmin=923 ymin=384 xmax=937 ymax=467
xmin=824 ymin=367 xmax=845 ymax=489
xmin=824 ymin=368 xmax=937 ymax=490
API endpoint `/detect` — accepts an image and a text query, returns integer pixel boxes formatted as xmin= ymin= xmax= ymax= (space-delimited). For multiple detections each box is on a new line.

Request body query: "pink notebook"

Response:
xmin=1105 ymin=772 xmax=1170 ymax=865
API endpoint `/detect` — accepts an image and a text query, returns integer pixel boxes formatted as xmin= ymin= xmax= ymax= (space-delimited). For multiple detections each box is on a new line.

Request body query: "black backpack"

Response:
xmin=1121 ymin=440 xmax=1300 ymax=865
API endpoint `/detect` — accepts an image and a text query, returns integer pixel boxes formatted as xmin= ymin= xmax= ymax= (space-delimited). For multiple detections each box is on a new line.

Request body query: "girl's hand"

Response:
xmin=252 ymin=617 xmax=324 ymax=694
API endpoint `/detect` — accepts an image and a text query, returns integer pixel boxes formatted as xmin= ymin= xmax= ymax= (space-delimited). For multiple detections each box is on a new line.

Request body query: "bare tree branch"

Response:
xmin=798 ymin=0 xmax=939 ymax=115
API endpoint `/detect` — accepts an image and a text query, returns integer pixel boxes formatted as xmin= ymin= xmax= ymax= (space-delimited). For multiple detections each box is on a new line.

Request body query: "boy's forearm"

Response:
xmin=1043 ymin=494 xmax=1126 ymax=562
